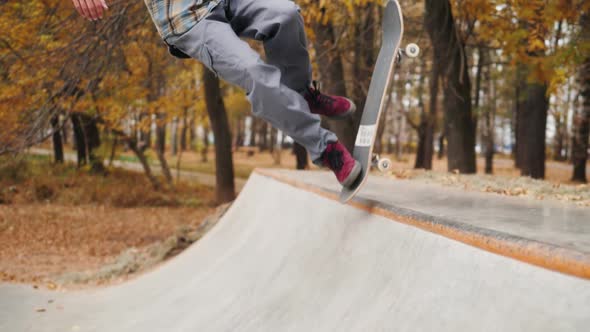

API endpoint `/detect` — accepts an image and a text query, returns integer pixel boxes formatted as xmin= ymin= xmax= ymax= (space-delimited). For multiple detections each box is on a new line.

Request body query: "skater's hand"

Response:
xmin=72 ymin=0 xmax=109 ymax=21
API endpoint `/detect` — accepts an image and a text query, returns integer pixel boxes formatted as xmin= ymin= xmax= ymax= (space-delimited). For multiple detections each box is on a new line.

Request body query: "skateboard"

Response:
xmin=339 ymin=0 xmax=419 ymax=203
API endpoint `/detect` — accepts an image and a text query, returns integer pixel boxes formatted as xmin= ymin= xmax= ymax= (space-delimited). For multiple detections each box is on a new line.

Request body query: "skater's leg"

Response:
xmin=226 ymin=0 xmax=356 ymax=118
xmin=227 ymin=0 xmax=312 ymax=92
xmin=166 ymin=18 xmax=336 ymax=161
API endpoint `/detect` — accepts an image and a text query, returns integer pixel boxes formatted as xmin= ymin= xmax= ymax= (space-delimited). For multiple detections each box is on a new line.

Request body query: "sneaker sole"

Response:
xmin=341 ymin=160 xmax=362 ymax=188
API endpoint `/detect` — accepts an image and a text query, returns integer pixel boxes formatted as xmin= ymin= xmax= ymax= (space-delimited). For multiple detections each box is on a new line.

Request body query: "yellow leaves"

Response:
xmin=0 ymin=84 xmax=24 ymax=101
xmin=459 ymin=0 xmax=586 ymax=97
xmin=223 ymin=88 xmax=250 ymax=118
xmin=299 ymin=0 xmax=382 ymax=28
xmin=460 ymin=0 xmax=496 ymax=22
xmin=547 ymin=66 xmax=568 ymax=96
xmin=484 ymin=185 xmax=528 ymax=196
xmin=527 ymin=38 xmax=546 ymax=53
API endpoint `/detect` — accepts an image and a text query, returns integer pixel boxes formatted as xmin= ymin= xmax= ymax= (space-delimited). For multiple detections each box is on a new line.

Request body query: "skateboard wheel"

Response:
xmin=405 ymin=43 xmax=420 ymax=58
xmin=377 ymin=158 xmax=392 ymax=172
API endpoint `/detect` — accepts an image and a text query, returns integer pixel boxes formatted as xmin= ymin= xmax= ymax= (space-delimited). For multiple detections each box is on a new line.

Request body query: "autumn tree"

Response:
xmin=572 ymin=13 xmax=590 ymax=183
xmin=0 ymin=1 xmax=229 ymax=191
xmin=425 ymin=0 xmax=476 ymax=173
xmin=202 ymin=67 xmax=235 ymax=203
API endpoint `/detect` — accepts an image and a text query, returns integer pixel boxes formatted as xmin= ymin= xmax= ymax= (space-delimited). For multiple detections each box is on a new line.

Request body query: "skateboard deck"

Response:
xmin=339 ymin=0 xmax=405 ymax=203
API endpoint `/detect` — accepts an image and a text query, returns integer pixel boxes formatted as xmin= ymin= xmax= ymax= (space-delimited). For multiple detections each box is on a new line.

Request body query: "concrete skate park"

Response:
xmin=1 ymin=169 xmax=589 ymax=331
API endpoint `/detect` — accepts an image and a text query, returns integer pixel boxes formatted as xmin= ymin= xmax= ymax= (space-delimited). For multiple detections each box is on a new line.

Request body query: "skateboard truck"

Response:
xmin=371 ymin=154 xmax=392 ymax=172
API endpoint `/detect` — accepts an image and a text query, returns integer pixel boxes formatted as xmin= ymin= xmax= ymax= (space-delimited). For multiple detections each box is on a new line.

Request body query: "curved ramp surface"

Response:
xmin=1 ymin=171 xmax=589 ymax=332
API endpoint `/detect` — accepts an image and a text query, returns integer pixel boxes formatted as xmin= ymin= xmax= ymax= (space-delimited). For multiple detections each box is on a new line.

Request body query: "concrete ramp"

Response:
xmin=1 ymin=170 xmax=589 ymax=331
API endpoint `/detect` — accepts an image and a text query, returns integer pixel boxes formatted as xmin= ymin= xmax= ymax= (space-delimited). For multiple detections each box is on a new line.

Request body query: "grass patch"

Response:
xmin=0 ymin=156 xmax=215 ymax=208
xmin=117 ymin=154 xmax=142 ymax=163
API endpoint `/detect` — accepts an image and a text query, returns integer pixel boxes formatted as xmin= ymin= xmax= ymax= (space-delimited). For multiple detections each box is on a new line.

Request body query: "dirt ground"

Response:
xmin=0 ymin=205 xmax=217 ymax=285
xmin=382 ymin=155 xmax=590 ymax=207
xmin=0 ymin=157 xmax=225 ymax=289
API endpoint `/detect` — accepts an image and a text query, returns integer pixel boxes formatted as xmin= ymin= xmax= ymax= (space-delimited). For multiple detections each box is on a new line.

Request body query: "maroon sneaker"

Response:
xmin=304 ymin=81 xmax=356 ymax=119
xmin=321 ymin=142 xmax=362 ymax=188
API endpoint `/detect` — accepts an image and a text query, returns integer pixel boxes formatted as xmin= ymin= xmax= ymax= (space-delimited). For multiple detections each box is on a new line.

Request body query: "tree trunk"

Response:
xmin=202 ymin=67 xmax=236 ymax=203
xmin=180 ymin=109 xmax=188 ymax=151
xmin=71 ymin=113 xmax=102 ymax=171
xmin=62 ymin=121 xmax=68 ymax=145
xmin=484 ymin=140 xmax=494 ymax=174
xmin=269 ymin=127 xmax=276 ymax=154
xmin=572 ymin=14 xmax=590 ymax=183
xmin=423 ymin=58 xmax=438 ymax=169
xmin=414 ymin=55 xmax=432 ymax=169
xmin=171 ymin=116 xmax=179 ymax=156
xmin=202 ymin=125 xmax=209 ymax=163
xmin=396 ymin=112 xmax=406 ymax=161
xmin=437 ymin=132 xmax=445 ymax=159
xmin=293 ymin=142 xmax=308 ymax=170
xmin=484 ymin=56 xmax=496 ymax=175
xmin=235 ymin=116 xmax=246 ymax=149
xmin=156 ymin=119 xmax=166 ymax=155
xmin=71 ymin=114 xmax=87 ymax=167
xmin=414 ymin=120 xmax=426 ymax=169
xmin=259 ymin=121 xmax=268 ymax=151
xmin=518 ymin=82 xmax=548 ymax=179
xmin=473 ymin=47 xmax=485 ymax=113
xmin=128 ymin=139 xmax=161 ymax=190
xmin=155 ymin=117 xmax=174 ymax=186
xmin=273 ymin=129 xmax=282 ymax=166
xmin=473 ymin=47 xmax=485 ymax=155
xmin=514 ymin=68 xmax=523 ymax=168
xmin=51 ymin=115 xmax=64 ymax=164
xmin=425 ymin=0 xmax=476 ymax=174
xmin=189 ymin=116 xmax=196 ymax=150
xmin=139 ymin=114 xmax=152 ymax=149
xmin=552 ymin=20 xmax=565 ymax=162
xmin=563 ymin=78 xmax=574 ymax=160
xmin=571 ymin=99 xmax=589 ymax=183
xmin=109 ymin=137 xmax=118 ymax=167
xmin=250 ymin=117 xmax=258 ymax=147
xmin=519 ymin=3 xmax=549 ymax=179
xmin=84 ymin=116 xmax=102 ymax=173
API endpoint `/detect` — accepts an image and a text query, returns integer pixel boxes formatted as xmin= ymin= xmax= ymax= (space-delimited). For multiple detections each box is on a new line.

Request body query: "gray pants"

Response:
xmin=166 ymin=0 xmax=337 ymax=161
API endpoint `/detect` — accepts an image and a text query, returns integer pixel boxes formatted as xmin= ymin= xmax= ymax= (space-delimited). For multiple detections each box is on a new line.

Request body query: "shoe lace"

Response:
xmin=309 ymin=81 xmax=335 ymax=107
xmin=325 ymin=147 xmax=344 ymax=171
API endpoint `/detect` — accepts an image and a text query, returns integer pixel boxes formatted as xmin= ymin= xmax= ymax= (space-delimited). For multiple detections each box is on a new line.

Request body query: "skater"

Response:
xmin=72 ymin=0 xmax=362 ymax=187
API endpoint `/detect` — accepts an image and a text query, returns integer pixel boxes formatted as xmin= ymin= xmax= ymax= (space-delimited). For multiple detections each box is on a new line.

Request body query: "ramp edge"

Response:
xmin=254 ymin=169 xmax=590 ymax=280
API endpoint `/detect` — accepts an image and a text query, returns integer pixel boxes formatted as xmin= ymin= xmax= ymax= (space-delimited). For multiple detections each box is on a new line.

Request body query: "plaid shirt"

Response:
xmin=144 ymin=0 xmax=221 ymax=40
